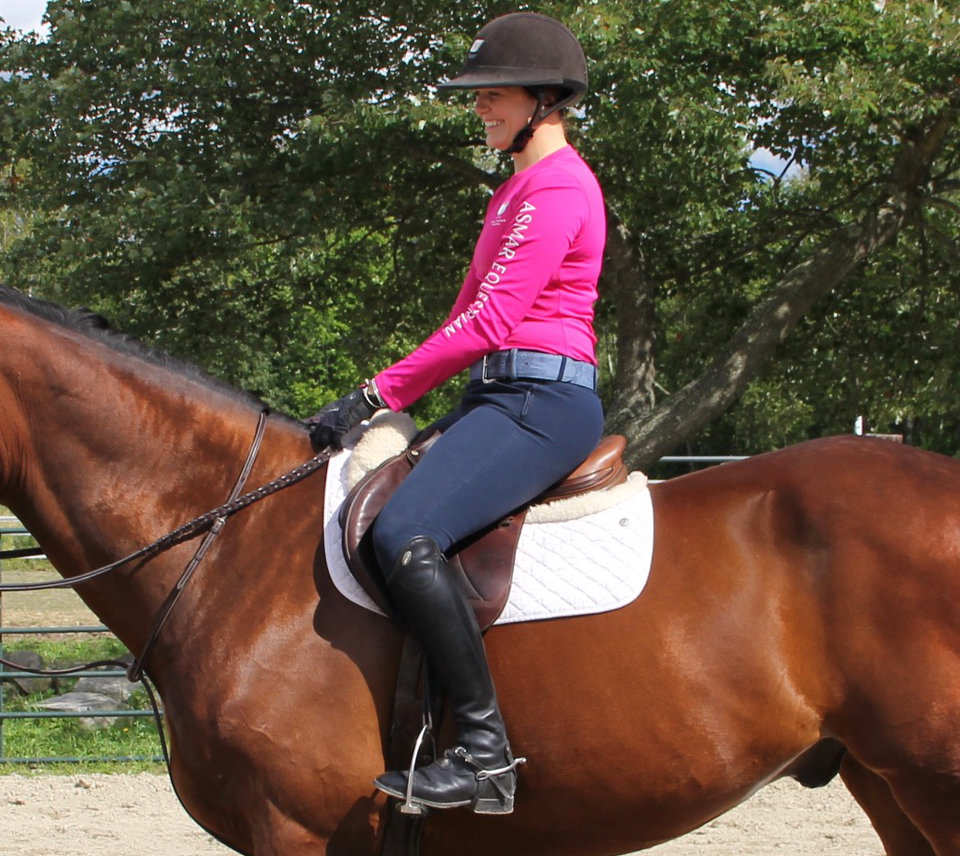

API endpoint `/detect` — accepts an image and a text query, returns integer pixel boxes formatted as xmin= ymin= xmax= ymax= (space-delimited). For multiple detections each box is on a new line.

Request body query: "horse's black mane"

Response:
xmin=0 ymin=284 xmax=271 ymax=411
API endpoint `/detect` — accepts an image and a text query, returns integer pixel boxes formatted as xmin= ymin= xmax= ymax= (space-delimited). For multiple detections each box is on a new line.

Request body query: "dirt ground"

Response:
xmin=0 ymin=569 xmax=101 ymax=629
xmin=0 ymin=773 xmax=883 ymax=855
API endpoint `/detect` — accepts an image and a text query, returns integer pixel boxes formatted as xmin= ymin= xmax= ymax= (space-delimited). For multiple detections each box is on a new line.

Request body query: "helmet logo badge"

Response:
xmin=468 ymin=38 xmax=484 ymax=56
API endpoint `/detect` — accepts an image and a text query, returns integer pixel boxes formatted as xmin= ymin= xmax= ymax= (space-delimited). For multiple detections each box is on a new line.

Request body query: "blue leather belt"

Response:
xmin=469 ymin=349 xmax=598 ymax=391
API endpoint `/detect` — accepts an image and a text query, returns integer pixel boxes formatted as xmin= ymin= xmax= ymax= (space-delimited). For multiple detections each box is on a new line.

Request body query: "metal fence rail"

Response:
xmin=0 ymin=520 xmax=161 ymax=763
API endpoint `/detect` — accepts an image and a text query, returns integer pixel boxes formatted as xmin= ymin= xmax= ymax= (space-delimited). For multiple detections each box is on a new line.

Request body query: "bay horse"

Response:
xmin=1 ymin=283 xmax=958 ymax=856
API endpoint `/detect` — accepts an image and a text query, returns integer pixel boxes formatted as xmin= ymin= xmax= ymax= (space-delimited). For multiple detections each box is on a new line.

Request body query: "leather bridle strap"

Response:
xmin=126 ymin=408 xmax=268 ymax=682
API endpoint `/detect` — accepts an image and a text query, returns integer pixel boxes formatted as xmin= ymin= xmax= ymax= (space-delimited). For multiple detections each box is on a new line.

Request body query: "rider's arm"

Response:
xmin=373 ymin=180 xmax=589 ymax=411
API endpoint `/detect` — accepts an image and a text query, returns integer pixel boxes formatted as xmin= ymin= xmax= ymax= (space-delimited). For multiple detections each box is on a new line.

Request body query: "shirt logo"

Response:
xmin=490 ymin=200 xmax=510 ymax=227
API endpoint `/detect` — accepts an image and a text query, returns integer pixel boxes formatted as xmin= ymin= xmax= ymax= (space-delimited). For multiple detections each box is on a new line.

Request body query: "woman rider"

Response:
xmin=307 ymin=12 xmax=606 ymax=814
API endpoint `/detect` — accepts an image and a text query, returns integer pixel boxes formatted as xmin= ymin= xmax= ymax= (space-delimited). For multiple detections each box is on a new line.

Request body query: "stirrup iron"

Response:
xmin=398 ymin=692 xmax=437 ymax=816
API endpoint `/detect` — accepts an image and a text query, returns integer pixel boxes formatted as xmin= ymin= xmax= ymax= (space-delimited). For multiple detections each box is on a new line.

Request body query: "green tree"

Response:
xmin=2 ymin=0 xmax=958 ymax=462
xmin=591 ymin=0 xmax=960 ymax=463
xmin=0 ymin=160 xmax=33 ymax=253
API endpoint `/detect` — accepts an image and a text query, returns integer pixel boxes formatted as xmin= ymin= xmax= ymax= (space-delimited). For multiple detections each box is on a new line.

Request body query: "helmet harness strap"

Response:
xmin=505 ymin=88 xmax=581 ymax=154
xmin=505 ymin=90 xmax=545 ymax=154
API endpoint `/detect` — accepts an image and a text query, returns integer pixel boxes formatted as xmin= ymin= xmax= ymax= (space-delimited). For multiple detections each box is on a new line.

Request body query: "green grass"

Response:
xmin=3 ymin=706 xmax=164 ymax=768
xmin=5 ymin=634 xmax=126 ymax=664
xmin=1 ymin=637 xmax=166 ymax=770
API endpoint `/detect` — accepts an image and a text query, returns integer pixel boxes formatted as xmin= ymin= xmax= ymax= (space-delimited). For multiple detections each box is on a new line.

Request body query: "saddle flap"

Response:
xmin=339 ymin=437 xmax=521 ymax=631
xmin=339 ymin=451 xmax=412 ymax=617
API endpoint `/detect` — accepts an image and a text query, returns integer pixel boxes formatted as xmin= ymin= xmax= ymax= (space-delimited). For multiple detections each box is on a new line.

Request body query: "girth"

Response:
xmin=338 ymin=432 xmax=627 ymax=630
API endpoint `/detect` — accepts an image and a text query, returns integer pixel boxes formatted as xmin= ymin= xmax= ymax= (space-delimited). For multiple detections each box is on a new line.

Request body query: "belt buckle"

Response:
xmin=481 ymin=354 xmax=495 ymax=384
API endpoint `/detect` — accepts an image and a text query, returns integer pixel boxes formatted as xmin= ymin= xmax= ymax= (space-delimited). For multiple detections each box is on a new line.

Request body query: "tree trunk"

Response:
xmin=604 ymin=217 xmax=657 ymax=434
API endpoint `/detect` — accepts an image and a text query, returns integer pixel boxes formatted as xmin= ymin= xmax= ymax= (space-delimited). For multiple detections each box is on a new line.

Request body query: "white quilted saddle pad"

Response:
xmin=322 ymin=436 xmax=654 ymax=625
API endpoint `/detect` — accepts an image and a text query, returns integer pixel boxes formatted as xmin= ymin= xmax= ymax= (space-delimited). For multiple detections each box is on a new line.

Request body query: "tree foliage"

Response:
xmin=1 ymin=0 xmax=958 ymax=460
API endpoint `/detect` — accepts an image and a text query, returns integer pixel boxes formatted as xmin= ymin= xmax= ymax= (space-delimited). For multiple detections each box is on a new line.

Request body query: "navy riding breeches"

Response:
xmin=371 ymin=378 xmax=604 ymax=570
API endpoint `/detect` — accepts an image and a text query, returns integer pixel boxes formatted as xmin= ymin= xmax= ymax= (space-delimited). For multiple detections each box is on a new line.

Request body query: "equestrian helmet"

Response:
xmin=437 ymin=12 xmax=588 ymax=112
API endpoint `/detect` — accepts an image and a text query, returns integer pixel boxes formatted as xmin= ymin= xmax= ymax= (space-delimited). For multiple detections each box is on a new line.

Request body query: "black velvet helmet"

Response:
xmin=437 ymin=13 xmax=588 ymax=151
xmin=438 ymin=13 xmax=587 ymax=104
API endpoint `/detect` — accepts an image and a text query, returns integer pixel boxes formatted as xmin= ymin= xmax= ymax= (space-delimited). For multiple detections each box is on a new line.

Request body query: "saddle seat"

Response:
xmin=339 ymin=434 xmax=628 ymax=630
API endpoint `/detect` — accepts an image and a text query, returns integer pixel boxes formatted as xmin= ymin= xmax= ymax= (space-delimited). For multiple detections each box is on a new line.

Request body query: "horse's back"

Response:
xmin=657 ymin=434 xmax=960 ymax=499
xmin=653 ymin=435 xmax=960 ymax=568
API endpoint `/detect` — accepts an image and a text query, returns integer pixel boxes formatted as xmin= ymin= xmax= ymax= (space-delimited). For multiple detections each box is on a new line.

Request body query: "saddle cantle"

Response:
xmin=338 ymin=433 xmax=628 ymax=630
xmin=538 ymin=434 xmax=628 ymax=501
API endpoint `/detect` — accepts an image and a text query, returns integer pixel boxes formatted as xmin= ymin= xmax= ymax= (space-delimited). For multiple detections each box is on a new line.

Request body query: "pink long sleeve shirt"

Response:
xmin=374 ymin=145 xmax=606 ymax=411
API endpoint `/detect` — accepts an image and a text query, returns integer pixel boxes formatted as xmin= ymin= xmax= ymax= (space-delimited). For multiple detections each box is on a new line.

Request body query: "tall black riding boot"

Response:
xmin=373 ymin=536 xmax=523 ymax=813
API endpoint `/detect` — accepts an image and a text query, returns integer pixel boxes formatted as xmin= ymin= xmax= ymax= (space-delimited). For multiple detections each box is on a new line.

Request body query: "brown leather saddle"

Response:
xmin=338 ymin=432 xmax=627 ymax=630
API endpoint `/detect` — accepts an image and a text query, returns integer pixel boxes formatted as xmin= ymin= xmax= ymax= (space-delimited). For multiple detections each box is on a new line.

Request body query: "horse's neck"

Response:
xmin=1 ymin=315 xmax=279 ymax=646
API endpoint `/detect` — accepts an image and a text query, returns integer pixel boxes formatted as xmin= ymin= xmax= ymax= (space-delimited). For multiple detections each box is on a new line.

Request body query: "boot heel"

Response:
xmin=471 ymin=771 xmax=517 ymax=815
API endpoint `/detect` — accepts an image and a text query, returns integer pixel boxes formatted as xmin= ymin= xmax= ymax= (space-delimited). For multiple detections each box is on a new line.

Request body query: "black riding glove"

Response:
xmin=305 ymin=383 xmax=384 ymax=450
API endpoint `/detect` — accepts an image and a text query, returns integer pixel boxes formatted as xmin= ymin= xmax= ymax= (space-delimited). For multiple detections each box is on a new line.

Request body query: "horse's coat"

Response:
xmin=1 ymin=284 xmax=958 ymax=856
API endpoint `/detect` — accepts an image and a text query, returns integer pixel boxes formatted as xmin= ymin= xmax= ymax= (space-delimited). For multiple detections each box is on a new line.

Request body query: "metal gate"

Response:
xmin=0 ymin=516 xmax=161 ymax=764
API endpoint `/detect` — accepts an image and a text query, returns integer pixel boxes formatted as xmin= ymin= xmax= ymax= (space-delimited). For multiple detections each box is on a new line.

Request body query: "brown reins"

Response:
xmin=0 ymin=407 xmax=334 ymax=726
xmin=125 ymin=408 xmax=269 ymax=682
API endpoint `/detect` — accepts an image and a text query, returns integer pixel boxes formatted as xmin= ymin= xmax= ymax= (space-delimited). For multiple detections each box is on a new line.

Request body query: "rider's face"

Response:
xmin=472 ymin=87 xmax=538 ymax=151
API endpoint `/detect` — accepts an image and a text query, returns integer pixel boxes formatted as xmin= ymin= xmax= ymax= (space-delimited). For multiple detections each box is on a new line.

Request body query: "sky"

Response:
xmin=1 ymin=0 xmax=47 ymax=32
xmin=751 ymin=147 xmax=801 ymax=180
